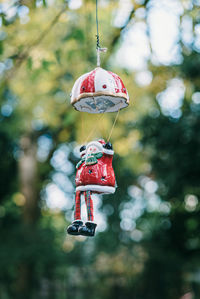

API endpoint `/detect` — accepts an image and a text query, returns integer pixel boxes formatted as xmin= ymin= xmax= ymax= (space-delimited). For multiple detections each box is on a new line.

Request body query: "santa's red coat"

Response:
xmin=75 ymin=152 xmax=116 ymax=194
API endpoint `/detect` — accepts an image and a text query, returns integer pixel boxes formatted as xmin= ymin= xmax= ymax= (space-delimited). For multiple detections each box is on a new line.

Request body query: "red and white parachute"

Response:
xmin=71 ymin=66 xmax=129 ymax=113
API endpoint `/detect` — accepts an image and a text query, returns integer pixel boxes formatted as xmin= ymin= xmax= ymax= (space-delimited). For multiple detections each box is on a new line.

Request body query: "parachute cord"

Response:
xmin=107 ymin=109 xmax=120 ymax=142
xmin=81 ymin=113 xmax=84 ymax=144
xmin=84 ymin=113 xmax=105 ymax=144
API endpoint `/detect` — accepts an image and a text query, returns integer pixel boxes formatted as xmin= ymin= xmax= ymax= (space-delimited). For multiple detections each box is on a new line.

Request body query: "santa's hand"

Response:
xmin=103 ymin=142 xmax=113 ymax=150
xmin=80 ymin=145 xmax=86 ymax=152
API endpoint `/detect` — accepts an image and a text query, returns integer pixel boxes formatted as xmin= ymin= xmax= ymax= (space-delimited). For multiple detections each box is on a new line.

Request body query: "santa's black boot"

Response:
xmin=78 ymin=222 xmax=97 ymax=237
xmin=67 ymin=220 xmax=83 ymax=235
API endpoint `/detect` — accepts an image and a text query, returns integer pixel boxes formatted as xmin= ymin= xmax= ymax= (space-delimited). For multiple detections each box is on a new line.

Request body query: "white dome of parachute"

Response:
xmin=70 ymin=67 xmax=129 ymax=113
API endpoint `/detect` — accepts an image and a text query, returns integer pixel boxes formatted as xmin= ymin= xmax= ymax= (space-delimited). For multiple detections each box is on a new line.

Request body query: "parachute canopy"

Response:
xmin=71 ymin=67 xmax=129 ymax=113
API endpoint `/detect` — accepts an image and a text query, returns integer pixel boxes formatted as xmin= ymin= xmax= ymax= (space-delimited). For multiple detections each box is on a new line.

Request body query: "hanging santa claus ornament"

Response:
xmin=67 ymin=139 xmax=115 ymax=237
xmin=67 ymin=0 xmax=129 ymax=237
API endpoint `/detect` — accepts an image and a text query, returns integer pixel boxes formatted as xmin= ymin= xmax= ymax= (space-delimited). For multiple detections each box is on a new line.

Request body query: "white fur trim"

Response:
xmin=103 ymin=148 xmax=114 ymax=155
xmin=86 ymin=141 xmax=103 ymax=152
xmin=76 ymin=185 xmax=116 ymax=194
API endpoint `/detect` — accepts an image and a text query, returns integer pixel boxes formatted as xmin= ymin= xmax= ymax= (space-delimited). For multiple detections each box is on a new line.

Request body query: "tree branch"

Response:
xmin=5 ymin=4 xmax=68 ymax=81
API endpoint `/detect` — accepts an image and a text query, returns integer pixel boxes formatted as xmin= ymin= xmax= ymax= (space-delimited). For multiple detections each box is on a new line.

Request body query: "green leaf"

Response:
xmin=54 ymin=49 xmax=61 ymax=65
xmin=0 ymin=14 xmax=7 ymax=26
xmin=27 ymin=57 xmax=33 ymax=70
xmin=63 ymin=112 xmax=76 ymax=126
xmin=0 ymin=41 xmax=3 ymax=55
xmin=41 ymin=60 xmax=55 ymax=71
xmin=63 ymin=29 xmax=84 ymax=43
xmin=42 ymin=0 xmax=47 ymax=7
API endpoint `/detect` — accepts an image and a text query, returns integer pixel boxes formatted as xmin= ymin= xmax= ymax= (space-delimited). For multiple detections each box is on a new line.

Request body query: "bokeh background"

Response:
xmin=0 ymin=0 xmax=200 ymax=298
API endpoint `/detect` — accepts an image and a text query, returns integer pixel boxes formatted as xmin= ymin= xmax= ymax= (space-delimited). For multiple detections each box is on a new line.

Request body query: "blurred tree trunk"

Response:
xmin=19 ymin=134 xmax=39 ymax=224
xmin=16 ymin=134 xmax=40 ymax=297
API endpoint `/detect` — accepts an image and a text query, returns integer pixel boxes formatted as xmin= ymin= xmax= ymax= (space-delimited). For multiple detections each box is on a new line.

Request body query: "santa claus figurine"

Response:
xmin=67 ymin=139 xmax=116 ymax=237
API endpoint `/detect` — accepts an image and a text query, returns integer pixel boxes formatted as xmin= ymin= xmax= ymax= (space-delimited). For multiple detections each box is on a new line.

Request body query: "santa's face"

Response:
xmin=87 ymin=145 xmax=99 ymax=155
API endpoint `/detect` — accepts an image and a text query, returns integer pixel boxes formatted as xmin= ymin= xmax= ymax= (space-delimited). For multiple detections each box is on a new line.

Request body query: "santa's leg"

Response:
xmin=78 ymin=191 xmax=97 ymax=237
xmin=85 ymin=190 xmax=94 ymax=221
xmin=67 ymin=191 xmax=83 ymax=235
xmin=74 ymin=190 xmax=82 ymax=221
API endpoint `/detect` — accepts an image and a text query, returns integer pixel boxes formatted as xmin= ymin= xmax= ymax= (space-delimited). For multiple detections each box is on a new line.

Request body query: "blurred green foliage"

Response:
xmin=0 ymin=0 xmax=200 ymax=299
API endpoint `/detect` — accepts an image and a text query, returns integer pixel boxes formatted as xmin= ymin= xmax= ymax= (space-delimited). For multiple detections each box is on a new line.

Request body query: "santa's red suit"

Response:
xmin=67 ymin=139 xmax=116 ymax=237
xmin=75 ymin=140 xmax=115 ymax=194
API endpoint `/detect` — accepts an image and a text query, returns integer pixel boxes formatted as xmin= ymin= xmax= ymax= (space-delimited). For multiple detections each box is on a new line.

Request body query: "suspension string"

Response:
xmin=99 ymin=112 xmax=107 ymax=139
xmin=107 ymin=109 xmax=121 ymax=142
xmin=81 ymin=112 xmax=84 ymax=143
xmin=95 ymin=0 xmax=107 ymax=67
xmin=96 ymin=0 xmax=101 ymax=67
xmin=96 ymin=0 xmax=100 ymax=49
xmin=84 ymin=113 xmax=105 ymax=144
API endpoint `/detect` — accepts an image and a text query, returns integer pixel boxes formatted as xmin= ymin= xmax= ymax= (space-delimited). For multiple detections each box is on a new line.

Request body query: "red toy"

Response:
xmin=67 ymin=139 xmax=116 ymax=237
xmin=67 ymin=0 xmax=129 ymax=238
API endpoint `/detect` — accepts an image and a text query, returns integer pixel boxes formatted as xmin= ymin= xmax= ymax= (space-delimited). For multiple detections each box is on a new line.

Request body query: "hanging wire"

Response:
xmin=96 ymin=0 xmax=100 ymax=49
xmin=107 ymin=109 xmax=120 ymax=142
xmin=81 ymin=112 xmax=84 ymax=143
xmin=84 ymin=113 xmax=105 ymax=144
xmin=95 ymin=0 xmax=107 ymax=66
xmin=96 ymin=0 xmax=101 ymax=66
